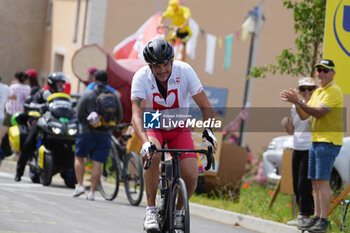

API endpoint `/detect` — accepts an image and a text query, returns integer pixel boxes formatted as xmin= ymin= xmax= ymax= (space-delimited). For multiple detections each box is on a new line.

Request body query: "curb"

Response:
xmin=189 ymin=202 xmax=299 ymax=233
xmin=0 ymin=158 xmax=299 ymax=233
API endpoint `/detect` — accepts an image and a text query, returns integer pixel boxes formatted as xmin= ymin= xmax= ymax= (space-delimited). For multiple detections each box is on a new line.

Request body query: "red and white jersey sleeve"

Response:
xmin=131 ymin=60 xmax=203 ymax=111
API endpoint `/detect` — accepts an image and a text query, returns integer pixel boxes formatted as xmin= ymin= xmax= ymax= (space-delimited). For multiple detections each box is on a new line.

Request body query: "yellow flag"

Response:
xmin=324 ymin=0 xmax=350 ymax=94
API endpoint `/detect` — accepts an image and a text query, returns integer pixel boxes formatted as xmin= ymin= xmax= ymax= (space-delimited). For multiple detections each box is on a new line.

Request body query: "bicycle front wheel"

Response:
xmin=171 ymin=178 xmax=190 ymax=233
xmin=124 ymin=151 xmax=144 ymax=206
xmin=98 ymin=144 xmax=120 ymax=201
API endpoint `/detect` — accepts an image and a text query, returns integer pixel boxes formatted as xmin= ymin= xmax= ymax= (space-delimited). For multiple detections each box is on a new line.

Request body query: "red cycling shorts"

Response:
xmin=146 ymin=127 xmax=197 ymax=161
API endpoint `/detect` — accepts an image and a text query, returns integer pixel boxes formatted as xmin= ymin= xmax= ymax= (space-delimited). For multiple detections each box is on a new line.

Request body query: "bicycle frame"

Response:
xmin=99 ymin=124 xmax=144 ymax=205
xmin=145 ymin=142 xmax=214 ymax=233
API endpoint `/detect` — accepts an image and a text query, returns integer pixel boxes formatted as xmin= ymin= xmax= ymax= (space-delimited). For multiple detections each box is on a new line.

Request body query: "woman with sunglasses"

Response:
xmin=281 ymin=77 xmax=316 ymax=227
xmin=281 ymin=59 xmax=344 ymax=233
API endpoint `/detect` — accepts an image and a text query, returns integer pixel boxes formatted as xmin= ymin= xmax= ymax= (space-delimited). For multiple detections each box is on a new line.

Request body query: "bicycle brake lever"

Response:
xmin=204 ymin=146 xmax=213 ymax=171
xmin=202 ymin=129 xmax=215 ymax=146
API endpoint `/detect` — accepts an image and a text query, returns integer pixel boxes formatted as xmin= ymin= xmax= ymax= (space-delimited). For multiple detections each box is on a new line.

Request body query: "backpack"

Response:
xmin=93 ymin=91 xmax=118 ymax=129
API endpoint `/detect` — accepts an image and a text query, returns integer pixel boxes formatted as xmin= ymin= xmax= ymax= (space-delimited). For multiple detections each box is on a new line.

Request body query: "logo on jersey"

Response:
xmin=153 ymin=89 xmax=179 ymax=110
xmin=334 ymin=2 xmax=350 ymax=57
xmin=143 ymin=110 xmax=161 ymax=129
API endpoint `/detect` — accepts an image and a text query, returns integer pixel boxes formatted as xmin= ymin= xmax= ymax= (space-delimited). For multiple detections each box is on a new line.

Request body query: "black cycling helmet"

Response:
xmin=47 ymin=72 xmax=66 ymax=92
xmin=143 ymin=39 xmax=174 ymax=65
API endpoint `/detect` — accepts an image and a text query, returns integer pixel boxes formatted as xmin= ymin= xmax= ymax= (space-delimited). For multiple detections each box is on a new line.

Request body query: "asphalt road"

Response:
xmin=0 ymin=161 xmax=256 ymax=233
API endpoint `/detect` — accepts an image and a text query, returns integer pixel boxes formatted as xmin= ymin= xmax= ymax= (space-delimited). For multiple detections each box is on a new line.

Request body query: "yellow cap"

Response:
xmin=169 ymin=0 xmax=179 ymax=8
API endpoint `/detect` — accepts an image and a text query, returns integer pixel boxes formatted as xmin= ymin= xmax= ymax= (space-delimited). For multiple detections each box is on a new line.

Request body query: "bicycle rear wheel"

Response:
xmin=98 ymin=143 xmax=120 ymax=201
xmin=124 ymin=151 xmax=144 ymax=206
xmin=170 ymin=178 xmax=190 ymax=233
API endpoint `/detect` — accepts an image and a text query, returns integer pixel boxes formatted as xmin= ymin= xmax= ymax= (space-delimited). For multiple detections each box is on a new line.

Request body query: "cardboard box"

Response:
xmin=280 ymin=149 xmax=294 ymax=195
xmin=204 ymin=142 xmax=247 ymax=199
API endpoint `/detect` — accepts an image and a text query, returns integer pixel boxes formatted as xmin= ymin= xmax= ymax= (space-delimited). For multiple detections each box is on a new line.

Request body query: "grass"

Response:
xmin=190 ymin=182 xmax=350 ymax=233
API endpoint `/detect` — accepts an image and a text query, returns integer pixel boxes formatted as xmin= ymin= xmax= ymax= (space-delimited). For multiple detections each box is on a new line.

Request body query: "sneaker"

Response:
xmin=298 ymin=217 xmax=319 ymax=231
xmin=14 ymin=174 xmax=21 ymax=182
xmin=308 ymin=218 xmax=328 ymax=233
xmin=174 ymin=212 xmax=184 ymax=229
xmin=72 ymin=186 xmax=85 ymax=197
xmin=86 ymin=192 xmax=95 ymax=201
xmin=144 ymin=209 xmax=159 ymax=231
xmin=287 ymin=216 xmax=301 ymax=226
xmin=287 ymin=216 xmax=310 ymax=226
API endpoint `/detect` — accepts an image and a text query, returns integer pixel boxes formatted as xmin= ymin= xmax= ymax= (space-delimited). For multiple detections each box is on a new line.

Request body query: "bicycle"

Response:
xmin=98 ymin=123 xmax=144 ymax=206
xmin=144 ymin=140 xmax=215 ymax=233
xmin=157 ymin=25 xmax=189 ymax=61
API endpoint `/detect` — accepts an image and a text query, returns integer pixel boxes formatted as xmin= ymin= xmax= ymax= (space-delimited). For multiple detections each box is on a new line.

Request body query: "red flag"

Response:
xmin=113 ymin=14 xmax=162 ymax=60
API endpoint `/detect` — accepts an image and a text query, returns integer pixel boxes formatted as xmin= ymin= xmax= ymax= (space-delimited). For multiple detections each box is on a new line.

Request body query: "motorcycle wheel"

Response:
xmin=29 ymin=166 xmax=40 ymax=183
xmin=40 ymin=154 xmax=54 ymax=186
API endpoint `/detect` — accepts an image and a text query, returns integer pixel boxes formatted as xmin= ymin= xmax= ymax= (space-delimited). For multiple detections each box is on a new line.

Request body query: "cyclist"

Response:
xmin=131 ymin=38 xmax=217 ymax=231
xmin=14 ymin=72 xmax=66 ymax=182
xmin=158 ymin=0 xmax=192 ymax=60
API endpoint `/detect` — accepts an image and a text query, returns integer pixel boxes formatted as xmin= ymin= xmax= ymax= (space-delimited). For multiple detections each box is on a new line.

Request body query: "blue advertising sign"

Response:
xmin=189 ymin=86 xmax=228 ymax=118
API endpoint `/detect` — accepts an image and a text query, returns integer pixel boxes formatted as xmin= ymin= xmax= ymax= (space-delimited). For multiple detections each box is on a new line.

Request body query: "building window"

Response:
xmin=53 ymin=53 xmax=64 ymax=72
xmin=73 ymin=0 xmax=82 ymax=43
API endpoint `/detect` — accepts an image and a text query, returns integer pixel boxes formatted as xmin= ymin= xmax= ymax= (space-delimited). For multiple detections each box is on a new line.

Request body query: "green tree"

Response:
xmin=251 ymin=0 xmax=326 ymax=78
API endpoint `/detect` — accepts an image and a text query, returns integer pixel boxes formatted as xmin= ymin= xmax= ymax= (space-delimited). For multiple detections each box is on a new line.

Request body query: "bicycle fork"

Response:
xmin=159 ymin=151 xmax=169 ymax=226
xmin=160 ymin=152 xmax=181 ymax=232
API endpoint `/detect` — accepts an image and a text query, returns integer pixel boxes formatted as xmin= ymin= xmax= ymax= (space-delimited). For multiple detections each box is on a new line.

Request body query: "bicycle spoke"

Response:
xmin=124 ymin=152 xmax=144 ymax=206
xmin=98 ymin=144 xmax=120 ymax=201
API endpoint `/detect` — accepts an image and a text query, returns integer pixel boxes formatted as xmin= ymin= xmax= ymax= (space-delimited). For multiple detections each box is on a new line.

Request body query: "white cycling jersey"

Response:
xmin=131 ymin=60 xmax=203 ymax=110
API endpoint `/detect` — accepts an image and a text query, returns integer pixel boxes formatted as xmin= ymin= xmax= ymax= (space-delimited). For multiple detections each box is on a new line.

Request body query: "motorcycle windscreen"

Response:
xmin=49 ymin=99 xmax=74 ymax=119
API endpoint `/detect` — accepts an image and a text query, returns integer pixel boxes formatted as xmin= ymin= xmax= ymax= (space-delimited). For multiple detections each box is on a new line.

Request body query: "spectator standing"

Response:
xmin=0 ymin=76 xmax=15 ymax=160
xmin=0 ymin=76 xmax=15 ymax=133
xmin=86 ymin=67 xmax=98 ymax=85
xmin=72 ymin=70 xmax=122 ymax=200
xmin=26 ymin=69 xmax=41 ymax=96
xmin=0 ymin=72 xmax=30 ymax=146
xmin=281 ymin=77 xmax=316 ymax=226
xmin=281 ymin=59 xmax=343 ymax=233
xmin=85 ymin=67 xmax=121 ymax=98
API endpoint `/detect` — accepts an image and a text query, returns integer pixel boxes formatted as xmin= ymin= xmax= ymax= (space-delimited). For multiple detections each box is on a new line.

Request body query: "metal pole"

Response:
xmin=238 ymin=0 xmax=264 ymax=147
xmin=238 ymin=33 xmax=255 ymax=146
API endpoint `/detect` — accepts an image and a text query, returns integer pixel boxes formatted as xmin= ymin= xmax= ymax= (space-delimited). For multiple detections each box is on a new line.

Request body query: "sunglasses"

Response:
xmin=316 ymin=67 xmax=330 ymax=73
xmin=299 ymin=86 xmax=316 ymax=92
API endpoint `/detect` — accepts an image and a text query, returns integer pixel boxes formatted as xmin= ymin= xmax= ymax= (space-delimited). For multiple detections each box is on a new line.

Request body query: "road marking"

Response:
xmin=4 ymin=219 xmax=57 ymax=224
xmin=0 ymin=186 xmax=106 ymax=201
xmin=0 ymin=209 xmax=37 ymax=214
xmin=0 ymin=187 xmax=72 ymax=197
xmin=0 ymin=231 xmax=38 ymax=233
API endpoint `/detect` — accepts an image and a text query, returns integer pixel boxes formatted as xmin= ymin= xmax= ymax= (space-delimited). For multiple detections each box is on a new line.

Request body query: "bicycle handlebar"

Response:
xmin=157 ymin=25 xmax=175 ymax=30
xmin=143 ymin=144 xmax=215 ymax=171
xmin=115 ymin=123 xmax=132 ymax=131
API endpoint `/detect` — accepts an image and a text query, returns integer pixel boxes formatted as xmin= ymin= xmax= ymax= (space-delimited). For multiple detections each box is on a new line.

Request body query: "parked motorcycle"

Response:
xmin=9 ymin=93 xmax=78 ymax=188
